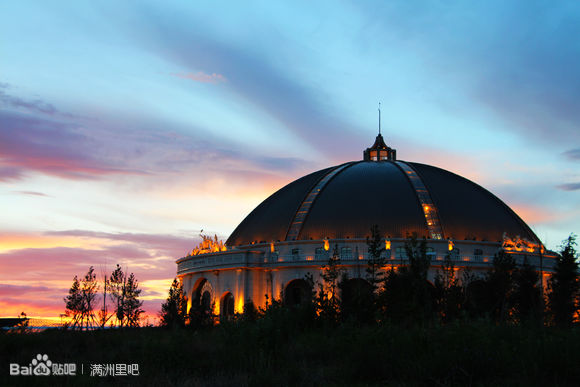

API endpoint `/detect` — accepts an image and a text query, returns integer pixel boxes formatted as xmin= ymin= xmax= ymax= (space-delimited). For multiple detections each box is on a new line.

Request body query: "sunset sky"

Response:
xmin=1 ymin=1 xmax=579 ymax=321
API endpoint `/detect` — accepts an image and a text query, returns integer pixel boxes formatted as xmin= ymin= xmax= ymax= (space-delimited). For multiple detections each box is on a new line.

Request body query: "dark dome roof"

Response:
xmin=226 ymin=160 xmax=538 ymax=246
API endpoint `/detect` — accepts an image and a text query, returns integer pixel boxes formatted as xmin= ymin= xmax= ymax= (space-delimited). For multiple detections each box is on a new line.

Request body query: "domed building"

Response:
xmin=177 ymin=133 xmax=556 ymax=320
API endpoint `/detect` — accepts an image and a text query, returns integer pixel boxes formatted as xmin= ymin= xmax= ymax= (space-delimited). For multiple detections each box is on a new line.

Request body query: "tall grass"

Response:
xmin=2 ymin=319 xmax=580 ymax=386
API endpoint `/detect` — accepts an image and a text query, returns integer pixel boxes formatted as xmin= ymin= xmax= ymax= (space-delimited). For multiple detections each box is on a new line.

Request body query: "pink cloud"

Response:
xmin=171 ymin=71 xmax=227 ymax=83
xmin=0 ymin=231 xmax=204 ymax=320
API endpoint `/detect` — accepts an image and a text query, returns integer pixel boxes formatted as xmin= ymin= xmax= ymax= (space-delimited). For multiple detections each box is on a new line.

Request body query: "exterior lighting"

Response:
xmin=385 ymin=238 xmax=391 ymax=250
xmin=270 ymin=242 xmax=275 ymax=253
xmin=448 ymin=239 xmax=454 ymax=251
xmin=323 ymin=238 xmax=329 ymax=251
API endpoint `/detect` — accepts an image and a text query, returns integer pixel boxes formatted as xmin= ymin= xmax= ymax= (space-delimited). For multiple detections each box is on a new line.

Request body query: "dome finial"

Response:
xmin=378 ymin=102 xmax=381 ymax=135
xmin=364 ymin=105 xmax=396 ymax=161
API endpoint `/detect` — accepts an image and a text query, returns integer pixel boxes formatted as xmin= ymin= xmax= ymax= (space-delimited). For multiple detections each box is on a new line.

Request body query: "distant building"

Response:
xmin=177 ymin=133 xmax=555 ymax=321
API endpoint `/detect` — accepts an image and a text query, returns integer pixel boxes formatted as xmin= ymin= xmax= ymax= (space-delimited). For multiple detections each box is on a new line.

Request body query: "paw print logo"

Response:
xmin=31 ymin=354 xmax=52 ymax=376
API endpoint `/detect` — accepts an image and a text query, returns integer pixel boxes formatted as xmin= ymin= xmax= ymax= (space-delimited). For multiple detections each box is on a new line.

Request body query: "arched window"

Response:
xmin=315 ymin=247 xmax=326 ymax=260
xmin=291 ymin=248 xmax=300 ymax=261
xmin=341 ymin=247 xmax=352 ymax=260
xmin=396 ymin=247 xmax=407 ymax=260
xmin=220 ymin=292 xmax=234 ymax=322
xmin=283 ymin=279 xmax=312 ymax=306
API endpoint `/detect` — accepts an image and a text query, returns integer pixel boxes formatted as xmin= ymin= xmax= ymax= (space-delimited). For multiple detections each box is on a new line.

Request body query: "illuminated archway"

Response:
xmin=190 ymin=278 xmax=214 ymax=314
xmin=220 ymin=292 xmax=235 ymax=322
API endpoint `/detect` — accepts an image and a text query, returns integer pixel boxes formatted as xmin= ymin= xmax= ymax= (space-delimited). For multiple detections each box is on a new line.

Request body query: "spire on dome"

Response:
xmin=363 ymin=104 xmax=396 ymax=161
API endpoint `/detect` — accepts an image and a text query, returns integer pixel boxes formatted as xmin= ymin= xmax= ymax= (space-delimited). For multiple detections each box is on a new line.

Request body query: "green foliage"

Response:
xmin=159 ymin=278 xmax=188 ymax=328
xmin=548 ymin=234 xmax=580 ymax=327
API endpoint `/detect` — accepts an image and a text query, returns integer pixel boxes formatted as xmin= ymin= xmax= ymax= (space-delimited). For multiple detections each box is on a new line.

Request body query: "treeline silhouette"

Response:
xmin=64 ymin=265 xmax=144 ymax=330
xmin=161 ymin=229 xmax=579 ymax=329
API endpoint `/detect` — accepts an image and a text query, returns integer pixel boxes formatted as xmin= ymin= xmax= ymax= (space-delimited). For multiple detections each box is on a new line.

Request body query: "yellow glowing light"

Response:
xmin=235 ymin=297 xmax=244 ymax=314
xmin=385 ymin=240 xmax=391 ymax=250
xmin=189 ymin=234 xmax=227 ymax=256
xmin=323 ymin=239 xmax=329 ymax=251
xmin=423 ymin=205 xmax=430 ymax=212
xmin=270 ymin=242 xmax=275 ymax=253
xmin=448 ymin=240 xmax=454 ymax=251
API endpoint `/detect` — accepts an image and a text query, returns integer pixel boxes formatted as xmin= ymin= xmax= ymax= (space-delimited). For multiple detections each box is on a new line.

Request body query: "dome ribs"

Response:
xmin=394 ymin=161 xmax=445 ymax=240
xmin=284 ymin=162 xmax=356 ymax=241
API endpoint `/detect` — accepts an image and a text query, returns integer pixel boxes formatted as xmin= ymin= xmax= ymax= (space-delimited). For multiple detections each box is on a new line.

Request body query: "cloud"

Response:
xmin=0 ymin=112 xmax=149 ymax=181
xmin=171 ymin=71 xmax=227 ymax=83
xmin=111 ymin=6 xmax=363 ymax=160
xmin=14 ymin=191 xmax=50 ymax=197
xmin=562 ymin=148 xmax=580 ymax=161
xmin=556 ymin=182 xmax=580 ymax=191
xmin=0 ymin=84 xmax=85 ymax=119
xmin=0 ymin=165 xmax=23 ymax=182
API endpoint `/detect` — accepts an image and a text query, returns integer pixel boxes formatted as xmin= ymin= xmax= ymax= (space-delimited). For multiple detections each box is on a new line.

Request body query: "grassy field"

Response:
xmin=2 ymin=320 xmax=580 ymax=386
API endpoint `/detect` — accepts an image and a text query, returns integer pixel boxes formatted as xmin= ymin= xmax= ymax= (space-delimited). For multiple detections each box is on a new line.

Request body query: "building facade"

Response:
xmin=177 ymin=135 xmax=555 ymax=320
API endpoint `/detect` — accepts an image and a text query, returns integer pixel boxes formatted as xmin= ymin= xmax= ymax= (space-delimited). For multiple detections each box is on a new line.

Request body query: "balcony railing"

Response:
xmin=177 ymin=250 xmax=555 ymax=274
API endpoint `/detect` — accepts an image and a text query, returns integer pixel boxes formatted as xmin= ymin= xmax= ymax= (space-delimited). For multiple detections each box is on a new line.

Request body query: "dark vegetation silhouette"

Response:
xmin=159 ymin=228 xmax=579 ymax=330
xmin=64 ymin=265 xmax=143 ymax=329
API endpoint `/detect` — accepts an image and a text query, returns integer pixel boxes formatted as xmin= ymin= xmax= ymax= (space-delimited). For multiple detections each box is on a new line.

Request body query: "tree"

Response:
xmin=485 ymin=251 xmax=516 ymax=323
xmin=64 ymin=275 xmax=83 ymax=329
xmin=124 ymin=273 xmax=144 ymax=327
xmin=64 ymin=267 xmax=99 ymax=330
xmin=160 ymin=278 xmax=188 ymax=328
xmin=434 ymin=254 xmax=464 ymax=323
xmin=108 ymin=265 xmax=144 ymax=327
xmin=548 ymin=234 xmax=580 ymax=327
xmin=109 ymin=264 xmax=126 ymax=327
xmin=512 ymin=256 xmax=542 ymax=324
xmin=366 ymin=225 xmax=385 ymax=291
xmin=315 ymin=245 xmax=344 ymax=323
xmin=379 ymin=234 xmax=435 ymax=324
xmin=80 ymin=267 xmax=99 ymax=329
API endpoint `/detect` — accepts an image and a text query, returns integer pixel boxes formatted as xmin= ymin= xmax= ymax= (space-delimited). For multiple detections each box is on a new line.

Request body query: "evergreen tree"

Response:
xmin=108 ymin=265 xmax=143 ymax=327
xmin=434 ymin=254 xmax=464 ymax=323
xmin=512 ymin=256 xmax=542 ymax=324
xmin=109 ymin=264 xmax=126 ymax=327
xmin=548 ymin=234 xmax=579 ymax=327
xmin=486 ymin=251 xmax=516 ymax=323
xmin=160 ymin=278 xmax=188 ymax=328
xmin=380 ymin=234 xmax=435 ymax=324
xmin=316 ymin=245 xmax=344 ymax=323
xmin=80 ymin=266 xmax=99 ymax=330
xmin=124 ymin=273 xmax=144 ymax=327
xmin=64 ymin=275 xmax=83 ymax=329
xmin=366 ymin=225 xmax=385 ymax=291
